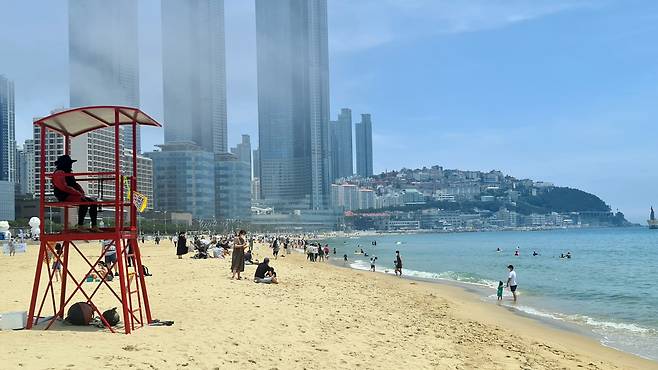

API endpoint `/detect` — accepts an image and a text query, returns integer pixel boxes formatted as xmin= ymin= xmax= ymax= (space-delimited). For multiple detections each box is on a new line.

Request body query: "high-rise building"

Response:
xmin=256 ymin=0 xmax=331 ymax=211
xmin=162 ymin=0 xmax=228 ymax=154
xmin=0 ymin=75 xmax=16 ymax=183
xmin=215 ymin=153 xmax=251 ymax=220
xmin=355 ymin=113 xmax=373 ymax=178
xmin=33 ymin=122 xmax=65 ymax=197
xmin=145 ymin=142 xmax=216 ymax=220
xmin=329 ymin=108 xmax=353 ymax=180
xmin=23 ymin=139 xmax=36 ymax=195
xmin=69 ymin=0 xmax=139 ymax=200
xmin=230 ymin=134 xmax=252 ymax=165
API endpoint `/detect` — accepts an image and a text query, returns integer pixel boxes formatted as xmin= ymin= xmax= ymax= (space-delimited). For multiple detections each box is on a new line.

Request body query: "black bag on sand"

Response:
xmin=102 ymin=307 xmax=120 ymax=327
xmin=66 ymin=302 xmax=94 ymax=325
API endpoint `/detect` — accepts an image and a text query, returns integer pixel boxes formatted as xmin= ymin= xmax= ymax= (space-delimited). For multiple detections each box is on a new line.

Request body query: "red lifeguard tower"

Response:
xmin=26 ymin=106 xmax=162 ymax=334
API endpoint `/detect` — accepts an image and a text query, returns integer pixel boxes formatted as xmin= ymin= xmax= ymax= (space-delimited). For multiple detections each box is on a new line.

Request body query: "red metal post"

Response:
xmin=114 ymin=108 xmax=131 ymax=334
xmin=58 ymin=240 xmax=70 ymax=318
xmin=27 ymin=124 xmax=48 ymax=329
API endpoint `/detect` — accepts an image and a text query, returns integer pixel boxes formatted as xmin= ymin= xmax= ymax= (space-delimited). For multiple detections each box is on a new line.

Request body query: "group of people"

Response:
xmin=305 ymin=242 xmax=331 ymax=262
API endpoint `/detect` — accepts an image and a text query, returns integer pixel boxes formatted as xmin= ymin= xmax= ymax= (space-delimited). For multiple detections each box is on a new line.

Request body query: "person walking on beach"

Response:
xmin=272 ymin=238 xmax=280 ymax=260
xmin=370 ymin=256 xmax=377 ymax=272
xmin=497 ymin=281 xmax=504 ymax=301
xmin=394 ymin=250 xmax=403 ymax=277
xmin=506 ymin=265 xmax=518 ymax=302
xmin=343 ymin=254 xmax=348 ymax=265
xmin=176 ymin=232 xmax=187 ymax=259
xmin=231 ymin=230 xmax=247 ymax=280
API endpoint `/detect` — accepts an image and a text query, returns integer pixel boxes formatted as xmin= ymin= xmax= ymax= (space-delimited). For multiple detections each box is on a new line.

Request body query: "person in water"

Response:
xmin=496 ymin=247 xmax=501 ymax=252
xmin=506 ymin=265 xmax=518 ymax=302
xmin=497 ymin=281 xmax=504 ymax=301
xmin=514 ymin=250 xmax=519 ymax=256
xmin=532 ymin=250 xmax=538 ymax=256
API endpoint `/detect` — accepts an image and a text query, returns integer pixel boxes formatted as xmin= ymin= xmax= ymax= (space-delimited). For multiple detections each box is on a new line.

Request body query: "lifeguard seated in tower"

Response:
xmin=52 ymin=154 xmax=99 ymax=232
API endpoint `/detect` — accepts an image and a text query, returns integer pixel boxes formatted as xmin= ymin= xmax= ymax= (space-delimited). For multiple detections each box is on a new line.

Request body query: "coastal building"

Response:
xmin=215 ymin=153 xmax=251 ymax=220
xmin=355 ymin=113 xmax=373 ymax=178
xmin=69 ymin=0 xmax=139 ymax=200
xmin=33 ymin=122 xmax=65 ymax=197
xmin=0 ymin=181 xmax=15 ymax=220
xmin=0 ymin=75 xmax=16 ymax=183
xmin=145 ymin=142 xmax=216 ymax=220
xmin=162 ymin=0 xmax=228 ymax=154
xmin=256 ymin=0 xmax=331 ymax=211
xmin=121 ymin=150 xmax=154 ymax=211
xmin=329 ymin=108 xmax=353 ymax=180
xmin=358 ymin=188 xmax=375 ymax=210
xmin=250 ymin=210 xmax=338 ymax=232
xmin=331 ymin=183 xmax=358 ymax=211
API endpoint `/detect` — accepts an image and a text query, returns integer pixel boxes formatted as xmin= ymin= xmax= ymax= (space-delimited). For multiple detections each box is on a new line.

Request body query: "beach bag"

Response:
xmin=102 ymin=307 xmax=120 ymax=327
xmin=66 ymin=302 xmax=94 ymax=325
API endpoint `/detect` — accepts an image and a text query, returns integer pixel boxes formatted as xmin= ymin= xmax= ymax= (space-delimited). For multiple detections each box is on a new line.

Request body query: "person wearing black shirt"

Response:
xmin=254 ymin=258 xmax=278 ymax=284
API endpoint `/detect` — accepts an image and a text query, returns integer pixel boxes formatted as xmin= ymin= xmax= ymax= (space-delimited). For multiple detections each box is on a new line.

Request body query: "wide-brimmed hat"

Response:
xmin=54 ymin=155 xmax=77 ymax=167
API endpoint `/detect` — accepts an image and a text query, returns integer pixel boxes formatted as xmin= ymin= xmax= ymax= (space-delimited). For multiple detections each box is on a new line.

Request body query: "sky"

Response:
xmin=1 ymin=0 xmax=658 ymax=223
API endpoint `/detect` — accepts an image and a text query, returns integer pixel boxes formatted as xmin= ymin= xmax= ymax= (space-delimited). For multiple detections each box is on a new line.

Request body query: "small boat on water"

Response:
xmin=648 ymin=207 xmax=658 ymax=229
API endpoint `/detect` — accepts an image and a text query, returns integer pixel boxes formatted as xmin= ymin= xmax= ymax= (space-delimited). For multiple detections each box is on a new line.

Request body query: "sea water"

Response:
xmin=324 ymin=228 xmax=658 ymax=361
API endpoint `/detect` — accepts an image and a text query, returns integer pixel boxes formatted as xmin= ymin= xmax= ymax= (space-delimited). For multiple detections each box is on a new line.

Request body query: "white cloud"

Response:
xmin=329 ymin=0 xmax=598 ymax=53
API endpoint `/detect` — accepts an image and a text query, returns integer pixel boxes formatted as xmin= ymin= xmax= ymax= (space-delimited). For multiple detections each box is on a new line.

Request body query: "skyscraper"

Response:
xmin=355 ymin=113 xmax=373 ymax=178
xmin=256 ymin=0 xmax=331 ymax=211
xmin=0 ymin=75 xmax=16 ymax=182
xmin=69 ymin=0 xmax=140 ymax=198
xmin=162 ymin=0 xmax=228 ymax=154
xmin=230 ymin=134 xmax=252 ymax=165
xmin=329 ymin=108 xmax=353 ymax=180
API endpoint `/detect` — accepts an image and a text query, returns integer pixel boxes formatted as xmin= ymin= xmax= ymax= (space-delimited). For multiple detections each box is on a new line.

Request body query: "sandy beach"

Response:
xmin=1 ymin=240 xmax=656 ymax=370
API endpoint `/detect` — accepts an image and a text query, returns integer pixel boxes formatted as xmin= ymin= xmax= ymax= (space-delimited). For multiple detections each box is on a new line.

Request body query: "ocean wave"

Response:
xmin=349 ymin=259 xmax=499 ymax=289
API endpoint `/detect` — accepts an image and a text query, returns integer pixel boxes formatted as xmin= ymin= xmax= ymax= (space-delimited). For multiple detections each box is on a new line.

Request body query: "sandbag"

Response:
xmin=66 ymin=302 xmax=94 ymax=326
xmin=102 ymin=307 xmax=120 ymax=327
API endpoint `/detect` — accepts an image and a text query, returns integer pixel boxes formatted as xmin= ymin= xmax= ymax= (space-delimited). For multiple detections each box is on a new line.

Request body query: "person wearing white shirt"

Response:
xmin=506 ymin=264 xmax=518 ymax=302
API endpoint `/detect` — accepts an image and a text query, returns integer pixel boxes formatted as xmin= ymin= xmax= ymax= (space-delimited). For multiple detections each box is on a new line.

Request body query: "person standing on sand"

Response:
xmin=394 ymin=250 xmax=403 ymax=277
xmin=506 ymin=264 xmax=518 ymax=302
xmin=176 ymin=232 xmax=187 ymax=259
xmin=231 ymin=230 xmax=247 ymax=280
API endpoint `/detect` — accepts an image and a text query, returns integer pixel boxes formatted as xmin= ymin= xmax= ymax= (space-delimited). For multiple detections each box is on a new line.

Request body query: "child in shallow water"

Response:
xmin=497 ymin=281 xmax=504 ymax=301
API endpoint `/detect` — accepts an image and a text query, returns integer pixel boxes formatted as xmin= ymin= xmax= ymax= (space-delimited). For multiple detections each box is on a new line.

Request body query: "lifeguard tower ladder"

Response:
xmin=26 ymin=106 xmax=162 ymax=334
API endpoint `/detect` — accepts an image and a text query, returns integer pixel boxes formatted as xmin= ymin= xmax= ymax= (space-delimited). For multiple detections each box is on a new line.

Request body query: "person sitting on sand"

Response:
xmin=245 ymin=250 xmax=259 ymax=265
xmin=254 ymin=257 xmax=278 ymax=284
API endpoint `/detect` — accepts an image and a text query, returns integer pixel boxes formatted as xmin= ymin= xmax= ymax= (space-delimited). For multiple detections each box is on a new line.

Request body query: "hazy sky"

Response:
xmin=1 ymin=0 xmax=657 ymax=222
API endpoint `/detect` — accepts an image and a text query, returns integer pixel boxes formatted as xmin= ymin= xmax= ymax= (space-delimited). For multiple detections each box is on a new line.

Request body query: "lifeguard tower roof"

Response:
xmin=34 ymin=106 xmax=161 ymax=137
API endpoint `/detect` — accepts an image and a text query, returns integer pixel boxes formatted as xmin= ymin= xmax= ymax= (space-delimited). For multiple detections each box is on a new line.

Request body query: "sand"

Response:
xmin=0 ymin=240 xmax=656 ymax=370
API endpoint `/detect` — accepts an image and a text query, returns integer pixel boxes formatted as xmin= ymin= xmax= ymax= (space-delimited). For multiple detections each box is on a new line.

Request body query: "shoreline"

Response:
xmin=325 ymin=253 xmax=643 ymax=360
xmin=320 ymin=230 xmax=658 ymax=362
xmin=0 ymin=241 xmax=656 ymax=369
